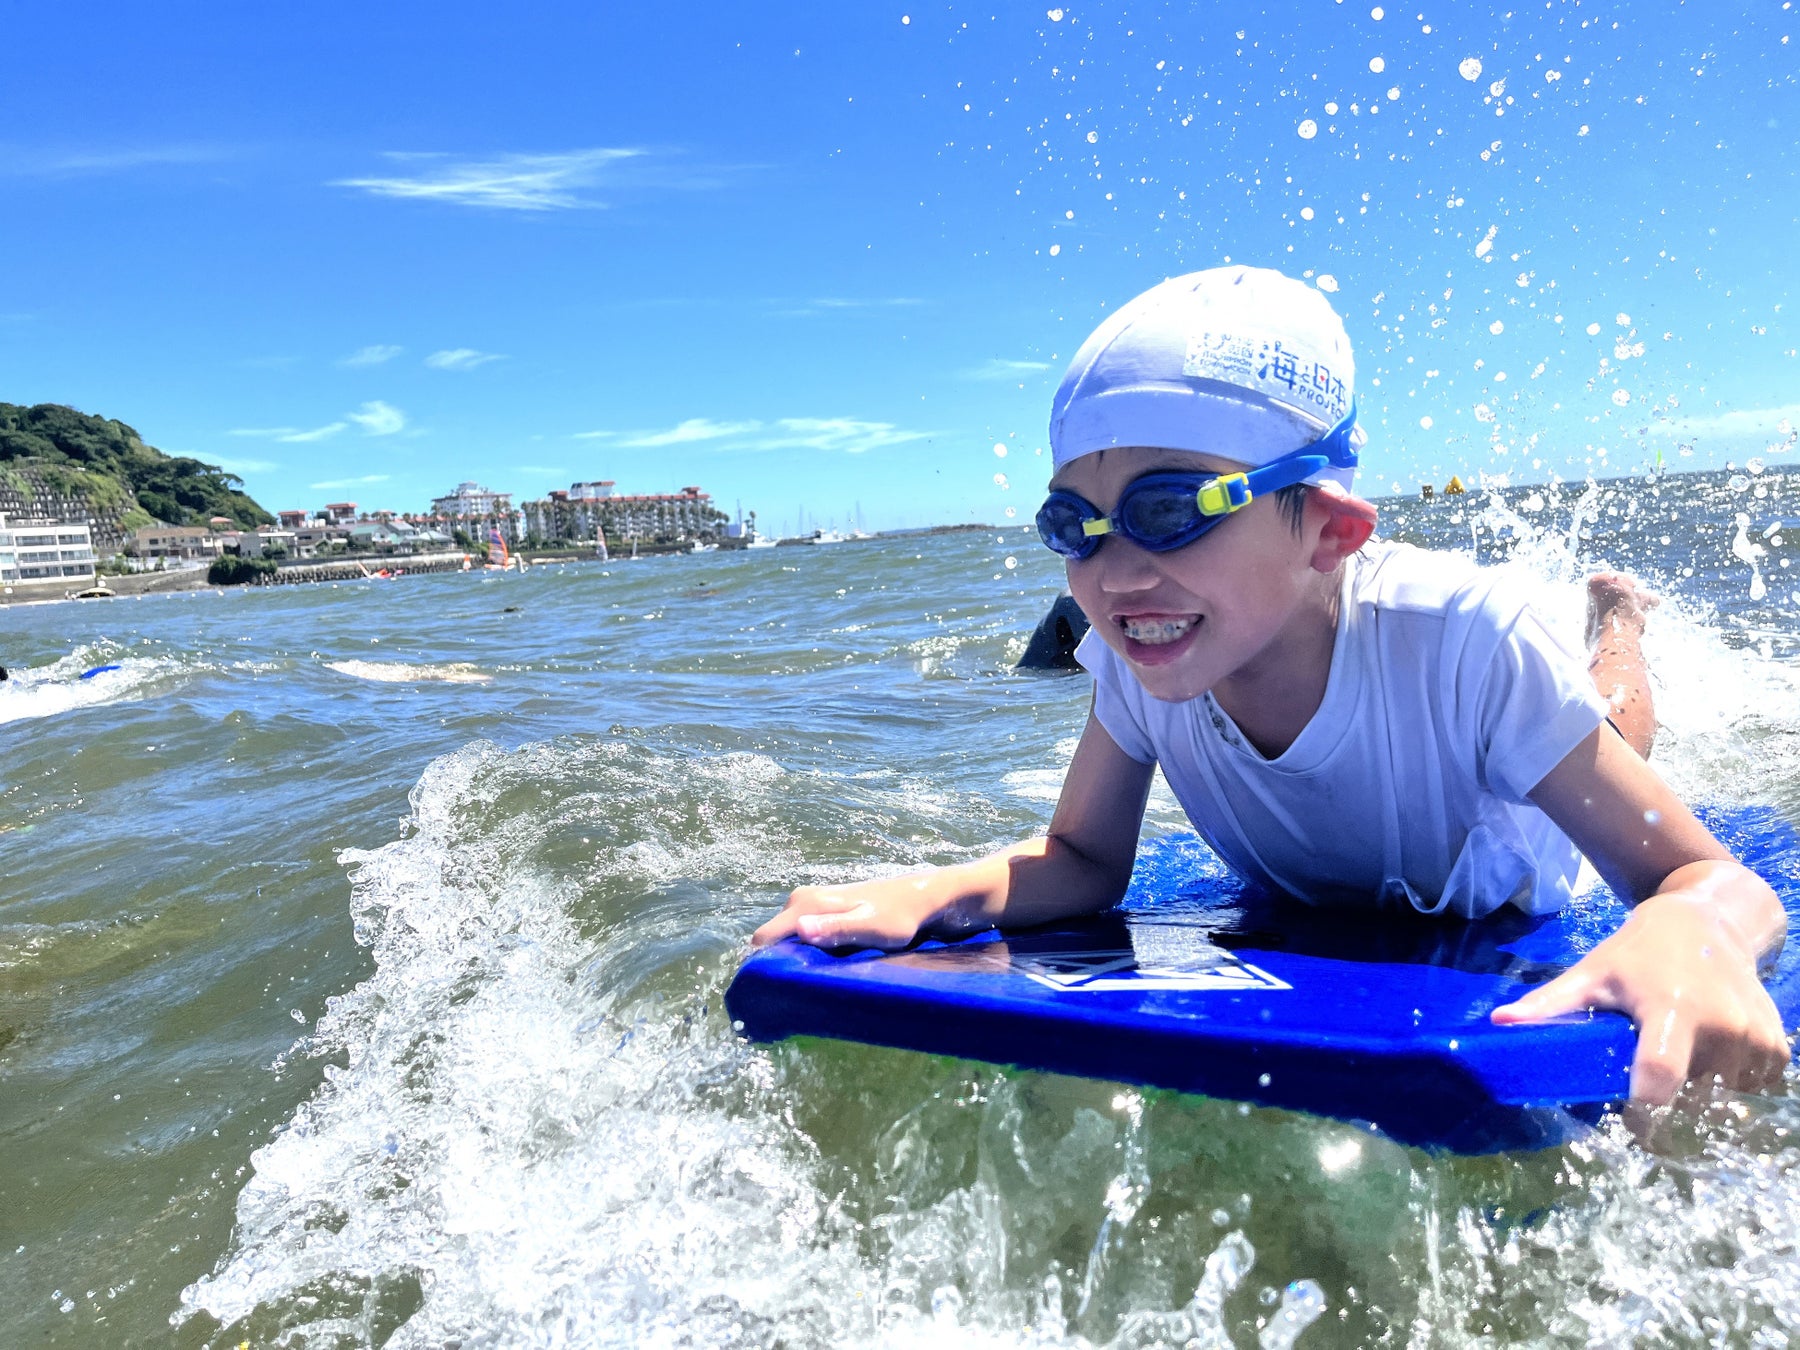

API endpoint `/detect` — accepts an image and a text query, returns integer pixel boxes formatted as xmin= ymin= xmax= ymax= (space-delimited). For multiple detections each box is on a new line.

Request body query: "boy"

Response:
xmin=754 ymin=266 xmax=1788 ymax=1108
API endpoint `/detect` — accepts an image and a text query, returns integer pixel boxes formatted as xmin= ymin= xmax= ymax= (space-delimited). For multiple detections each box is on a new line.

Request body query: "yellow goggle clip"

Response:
xmin=1196 ymin=472 xmax=1252 ymax=517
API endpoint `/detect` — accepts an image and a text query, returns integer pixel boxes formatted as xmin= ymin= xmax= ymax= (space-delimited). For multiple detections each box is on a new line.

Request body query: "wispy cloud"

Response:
xmin=339 ymin=344 xmax=403 ymax=367
xmin=347 ymin=400 xmax=407 ymax=435
xmin=229 ymin=400 xmax=407 ymax=443
xmin=619 ymin=417 xmax=763 ymax=448
xmin=749 ymin=418 xmax=929 ymax=454
xmin=810 ymin=297 xmax=924 ymax=310
xmin=309 ymin=473 xmax=392 ymax=490
xmin=333 ymin=149 xmax=643 ymax=211
xmin=589 ymin=415 xmax=926 ymax=455
xmin=1643 ymin=402 xmax=1800 ymax=444
xmin=963 ymin=358 xmax=1053 ymax=381
xmin=773 ymin=297 xmax=927 ymax=318
xmin=229 ymin=422 xmax=347 ymax=443
xmin=425 ymin=348 xmax=506 ymax=371
xmin=207 ymin=455 xmax=279 ymax=474
xmin=0 ymin=143 xmax=234 ymax=177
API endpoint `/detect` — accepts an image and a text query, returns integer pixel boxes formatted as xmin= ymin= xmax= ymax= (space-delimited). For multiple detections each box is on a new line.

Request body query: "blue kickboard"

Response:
xmin=726 ymin=804 xmax=1800 ymax=1152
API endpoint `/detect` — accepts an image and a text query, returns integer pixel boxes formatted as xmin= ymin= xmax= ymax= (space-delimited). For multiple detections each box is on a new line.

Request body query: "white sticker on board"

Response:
xmin=1017 ymin=948 xmax=1291 ymax=994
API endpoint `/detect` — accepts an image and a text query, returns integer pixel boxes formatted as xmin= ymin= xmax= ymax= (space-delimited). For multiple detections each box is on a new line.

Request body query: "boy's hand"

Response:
xmin=750 ymin=876 xmax=943 ymax=951
xmin=1492 ymin=870 xmax=1791 ymax=1105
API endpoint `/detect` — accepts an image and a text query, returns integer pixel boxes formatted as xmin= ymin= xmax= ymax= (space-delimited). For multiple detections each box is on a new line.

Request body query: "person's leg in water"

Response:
xmin=1587 ymin=571 xmax=1659 ymax=758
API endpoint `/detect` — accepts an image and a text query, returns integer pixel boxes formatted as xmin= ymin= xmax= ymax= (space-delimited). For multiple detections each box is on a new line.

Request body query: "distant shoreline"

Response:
xmin=0 ymin=526 xmax=1009 ymax=607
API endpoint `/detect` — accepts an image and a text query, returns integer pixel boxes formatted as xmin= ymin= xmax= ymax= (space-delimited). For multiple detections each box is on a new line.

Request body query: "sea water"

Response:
xmin=3 ymin=468 xmax=1799 ymax=1348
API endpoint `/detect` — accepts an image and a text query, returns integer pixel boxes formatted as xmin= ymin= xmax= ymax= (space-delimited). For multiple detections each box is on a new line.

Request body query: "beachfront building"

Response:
xmin=0 ymin=515 xmax=98 ymax=588
xmin=131 ymin=524 xmax=221 ymax=562
xmin=430 ymin=482 xmax=518 ymax=544
xmin=346 ymin=518 xmax=456 ymax=554
xmin=239 ymin=528 xmax=300 ymax=558
xmin=322 ymin=502 xmax=358 ymax=525
xmin=520 ymin=482 xmax=725 ymax=546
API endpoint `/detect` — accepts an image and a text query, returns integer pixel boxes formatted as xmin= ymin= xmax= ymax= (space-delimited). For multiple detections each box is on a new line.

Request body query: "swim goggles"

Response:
xmin=1034 ymin=403 xmax=1359 ymax=560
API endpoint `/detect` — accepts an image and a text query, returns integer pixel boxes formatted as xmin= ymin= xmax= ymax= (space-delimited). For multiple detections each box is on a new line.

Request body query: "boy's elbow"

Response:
xmin=1045 ymin=829 xmax=1135 ymax=902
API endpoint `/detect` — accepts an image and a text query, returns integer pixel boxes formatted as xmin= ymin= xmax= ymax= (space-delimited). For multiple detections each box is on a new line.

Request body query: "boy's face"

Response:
xmin=1049 ymin=446 xmax=1344 ymax=704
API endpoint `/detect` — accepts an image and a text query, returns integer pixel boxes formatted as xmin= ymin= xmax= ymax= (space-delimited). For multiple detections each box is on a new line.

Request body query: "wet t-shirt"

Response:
xmin=1076 ymin=540 xmax=1610 ymax=917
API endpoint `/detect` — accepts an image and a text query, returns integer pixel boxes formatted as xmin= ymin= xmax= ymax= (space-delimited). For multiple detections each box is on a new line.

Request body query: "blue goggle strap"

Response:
xmin=1203 ymin=400 xmax=1359 ymax=516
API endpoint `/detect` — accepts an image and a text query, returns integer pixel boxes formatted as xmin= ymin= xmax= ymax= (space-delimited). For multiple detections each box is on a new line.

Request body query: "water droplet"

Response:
xmin=1587 ymin=322 xmax=1602 ymax=335
xmin=1489 ymin=78 xmax=1507 ymax=97
xmin=1644 ymin=809 xmax=1662 ymax=825
xmin=1419 ymin=415 xmax=1433 ymax=429
xmin=1459 ymin=56 xmax=1484 ymax=81
xmin=1258 ymin=1072 xmax=1272 ymax=1087
xmin=1612 ymin=388 xmax=1631 ymax=406
xmin=1046 ymin=6 xmax=1064 ymax=18
xmin=931 ymin=1284 xmax=965 ymax=1321
xmin=1315 ymin=274 xmax=1338 ymax=292
xmin=1370 ymin=5 xmax=1385 ymax=18
xmin=1211 ymin=1207 xmax=1233 ymax=1226
xmin=1300 ymin=206 xmax=1315 ymax=220
xmin=1370 ymin=56 xmax=1386 ymax=72
xmin=1325 ymin=101 xmax=1340 ymax=115
xmin=1259 ymin=1280 xmax=1329 ymax=1350
xmin=993 ymin=442 xmax=1008 ymax=457
xmin=1387 ymin=86 xmax=1401 ymax=100
xmin=1048 ymin=244 xmax=1061 ymax=256
xmin=1004 ymin=556 xmax=1018 ymax=569
xmin=901 ymin=14 xmax=910 ymax=24
xmin=1616 ymin=312 xmax=1632 ymax=325
xmin=993 ymin=473 xmax=1009 ymax=488
xmin=1297 ymin=119 xmax=1319 ymax=139
xmin=1086 ymin=129 xmax=1098 ymax=143
xmin=1489 ymin=319 xmax=1505 ymax=335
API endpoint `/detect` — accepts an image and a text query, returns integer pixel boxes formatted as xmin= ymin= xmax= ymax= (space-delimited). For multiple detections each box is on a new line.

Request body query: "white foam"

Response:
xmin=180 ymin=740 xmax=1287 ymax=1346
xmin=325 ymin=660 xmax=494 ymax=684
xmin=0 ymin=651 xmax=178 ymax=726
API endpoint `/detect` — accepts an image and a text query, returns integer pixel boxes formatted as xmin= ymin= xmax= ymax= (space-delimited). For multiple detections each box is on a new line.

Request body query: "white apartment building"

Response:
xmin=429 ymin=481 xmax=517 ymax=543
xmin=0 ymin=515 xmax=97 ymax=587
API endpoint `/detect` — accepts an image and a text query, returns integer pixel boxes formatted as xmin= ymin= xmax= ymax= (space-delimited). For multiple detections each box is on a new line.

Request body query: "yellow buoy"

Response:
xmin=1443 ymin=475 xmax=1466 ymax=495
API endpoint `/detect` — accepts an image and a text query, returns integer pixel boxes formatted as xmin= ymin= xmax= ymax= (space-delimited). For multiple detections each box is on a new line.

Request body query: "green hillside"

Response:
xmin=0 ymin=402 xmax=272 ymax=529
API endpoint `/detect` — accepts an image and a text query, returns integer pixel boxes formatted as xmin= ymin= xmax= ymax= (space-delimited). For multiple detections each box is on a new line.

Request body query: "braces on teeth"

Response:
xmin=1123 ymin=617 xmax=1194 ymax=644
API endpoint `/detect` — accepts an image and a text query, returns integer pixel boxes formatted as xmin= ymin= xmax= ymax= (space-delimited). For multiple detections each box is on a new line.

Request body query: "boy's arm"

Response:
xmin=751 ymin=704 xmax=1155 ymax=950
xmin=1492 ymin=724 xmax=1791 ymax=1104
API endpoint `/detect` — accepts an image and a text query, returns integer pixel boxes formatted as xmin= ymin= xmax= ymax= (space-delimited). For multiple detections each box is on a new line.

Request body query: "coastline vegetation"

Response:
xmin=207 ymin=555 xmax=278 ymax=586
xmin=0 ymin=402 xmax=273 ymax=528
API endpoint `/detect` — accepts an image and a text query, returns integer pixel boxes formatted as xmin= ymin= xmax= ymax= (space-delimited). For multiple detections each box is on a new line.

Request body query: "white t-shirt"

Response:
xmin=1076 ymin=540 xmax=1610 ymax=918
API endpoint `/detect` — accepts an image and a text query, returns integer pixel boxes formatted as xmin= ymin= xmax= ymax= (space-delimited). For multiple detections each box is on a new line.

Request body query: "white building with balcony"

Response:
xmin=0 ymin=515 xmax=97 ymax=588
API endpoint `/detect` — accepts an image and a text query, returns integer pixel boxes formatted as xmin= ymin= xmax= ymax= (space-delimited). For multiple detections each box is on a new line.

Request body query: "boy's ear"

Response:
xmin=1306 ymin=486 xmax=1378 ymax=572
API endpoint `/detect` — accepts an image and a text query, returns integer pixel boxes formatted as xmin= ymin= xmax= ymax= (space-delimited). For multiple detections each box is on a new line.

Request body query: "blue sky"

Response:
xmin=2 ymin=0 xmax=1795 ymax=533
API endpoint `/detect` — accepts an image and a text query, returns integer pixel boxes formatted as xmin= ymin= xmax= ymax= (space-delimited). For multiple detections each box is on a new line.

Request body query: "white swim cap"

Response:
xmin=1048 ymin=265 xmax=1363 ymax=489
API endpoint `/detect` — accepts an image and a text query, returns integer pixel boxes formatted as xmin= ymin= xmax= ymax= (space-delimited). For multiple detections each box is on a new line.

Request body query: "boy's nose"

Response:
xmin=1091 ymin=538 xmax=1164 ymax=592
